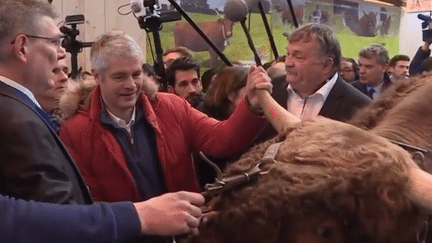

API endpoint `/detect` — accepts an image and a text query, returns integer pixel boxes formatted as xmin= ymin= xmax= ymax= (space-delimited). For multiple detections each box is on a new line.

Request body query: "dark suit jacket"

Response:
xmin=255 ymin=75 xmax=371 ymax=143
xmin=0 ymin=195 xmax=140 ymax=243
xmin=0 ymin=81 xmax=92 ymax=204
xmin=350 ymin=74 xmax=392 ymax=98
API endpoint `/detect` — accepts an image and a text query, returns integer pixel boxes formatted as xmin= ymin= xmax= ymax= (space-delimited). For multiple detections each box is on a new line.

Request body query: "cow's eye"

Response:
xmin=316 ymin=225 xmax=333 ymax=238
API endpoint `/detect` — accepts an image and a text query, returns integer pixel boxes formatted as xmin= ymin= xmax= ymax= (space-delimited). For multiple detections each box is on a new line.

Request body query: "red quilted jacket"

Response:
xmin=60 ymin=87 xmax=266 ymax=202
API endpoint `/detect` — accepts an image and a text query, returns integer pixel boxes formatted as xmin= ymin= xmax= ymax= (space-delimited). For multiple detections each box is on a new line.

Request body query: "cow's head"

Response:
xmin=186 ymin=117 xmax=423 ymax=243
xmin=219 ymin=18 xmax=235 ymax=39
xmin=183 ymin=83 xmax=427 ymax=243
xmin=359 ymin=11 xmax=377 ymax=36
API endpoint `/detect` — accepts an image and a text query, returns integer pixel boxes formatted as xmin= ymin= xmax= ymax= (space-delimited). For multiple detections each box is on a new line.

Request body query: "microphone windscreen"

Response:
xmin=130 ymin=0 xmax=143 ymax=13
xmin=224 ymin=0 xmax=248 ymax=22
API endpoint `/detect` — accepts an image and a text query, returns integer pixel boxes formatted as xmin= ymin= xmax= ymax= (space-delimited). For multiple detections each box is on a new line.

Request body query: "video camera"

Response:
xmin=137 ymin=0 xmax=181 ymax=31
xmin=60 ymin=14 xmax=94 ymax=79
xmin=418 ymin=14 xmax=432 ymax=43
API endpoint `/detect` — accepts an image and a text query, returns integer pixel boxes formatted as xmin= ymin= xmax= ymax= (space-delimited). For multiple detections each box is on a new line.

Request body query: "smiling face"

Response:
xmin=94 ymin=55 xmax=144 ymax=119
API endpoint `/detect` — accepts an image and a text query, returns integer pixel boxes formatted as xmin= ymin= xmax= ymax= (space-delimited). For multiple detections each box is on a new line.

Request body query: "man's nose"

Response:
xmin=57 ymin=46 xmax=67 ymax=60
xmin=285 ymin=55 xmax=294 ymax=67
xmin=59 ymin=71 xmax=68 ymax=83
xmin=124 ymin=76 xmax=137 ymax=88
xmin=187 ymin=83 xmax=197 ymax=93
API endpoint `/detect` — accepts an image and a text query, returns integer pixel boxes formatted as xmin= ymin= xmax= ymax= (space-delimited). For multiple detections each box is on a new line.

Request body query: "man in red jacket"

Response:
xmin=60 ymin=32 xmax=271 ymax=206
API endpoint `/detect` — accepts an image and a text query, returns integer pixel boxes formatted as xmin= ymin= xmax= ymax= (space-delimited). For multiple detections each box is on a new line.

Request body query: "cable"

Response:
xmin=117 ymin=2 xmax=132 ymax=16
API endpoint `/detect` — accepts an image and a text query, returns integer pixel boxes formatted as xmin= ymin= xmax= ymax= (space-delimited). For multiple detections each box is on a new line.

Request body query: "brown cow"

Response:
xmin=179 ymin=76 xmax=432 ymax=242
xmin=173 ymin=18 xmax=234 ymax=69
xmin=379 ymin=15 xmax=391 ymax=36
xmin=274 ymin=5 xmax=303 ymax=26
xmin=344 ymin=9 xmax=378 ymax=37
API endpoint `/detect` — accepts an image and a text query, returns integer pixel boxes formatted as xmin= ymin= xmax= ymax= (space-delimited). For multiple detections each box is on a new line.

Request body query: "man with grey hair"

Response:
xmin=256 ymin=23 xmax=370 ymax=143
xmin=352 ymin=44 xmax=392 ymax=100
xmin=0 ymin=1 xmax=209 ymax=241
xmin=60 ymin=31 xmax=270 ymax=242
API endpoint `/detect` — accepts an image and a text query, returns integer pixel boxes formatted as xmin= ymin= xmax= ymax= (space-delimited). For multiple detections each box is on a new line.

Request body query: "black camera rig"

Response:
xmin=60 ymin=14 xmax=94 ymax=79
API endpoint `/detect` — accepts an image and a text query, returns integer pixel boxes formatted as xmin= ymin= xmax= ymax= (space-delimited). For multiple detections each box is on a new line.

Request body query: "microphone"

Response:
xmin=130 ymin=0 xmax=143 ymax=14
xmin=224 ymin=0 xmax=261 ymax=22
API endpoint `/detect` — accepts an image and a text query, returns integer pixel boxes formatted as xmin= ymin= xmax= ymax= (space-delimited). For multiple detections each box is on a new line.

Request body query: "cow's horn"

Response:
xmin=256 ymin=89 xmax=300 ymax=134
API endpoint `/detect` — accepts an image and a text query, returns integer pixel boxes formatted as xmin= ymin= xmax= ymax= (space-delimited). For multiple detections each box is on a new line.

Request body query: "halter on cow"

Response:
xmin=179 ymin=75 xmax=432 ymax=243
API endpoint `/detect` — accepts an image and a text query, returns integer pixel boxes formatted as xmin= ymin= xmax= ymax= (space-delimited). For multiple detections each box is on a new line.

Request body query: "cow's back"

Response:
xmin=174 ymin=21 xmax=225 ymax=52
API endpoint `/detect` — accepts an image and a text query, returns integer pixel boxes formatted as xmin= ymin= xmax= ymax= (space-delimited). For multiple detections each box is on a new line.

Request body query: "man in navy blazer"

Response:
xmin=0 ymin=1 xmax=206 ymax=240
xmin=0 ymin=191 xmax=205 ymax=243
xmin=256 ymin=24 xmax=371 ymax=143
xmin=351 ymin=44 xmax=392 ymax=100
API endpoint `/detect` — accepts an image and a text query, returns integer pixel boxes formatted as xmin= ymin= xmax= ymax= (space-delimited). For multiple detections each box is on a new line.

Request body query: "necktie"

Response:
xmin=367 ymin=87 xmax=375 ymax=99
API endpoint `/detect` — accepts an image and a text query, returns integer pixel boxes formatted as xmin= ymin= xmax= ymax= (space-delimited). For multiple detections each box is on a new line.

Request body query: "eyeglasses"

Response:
xmin=10 ymin=34 xmax=65 ymax=47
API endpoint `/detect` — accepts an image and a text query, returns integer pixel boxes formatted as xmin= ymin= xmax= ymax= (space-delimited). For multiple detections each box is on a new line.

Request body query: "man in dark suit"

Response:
xmin=0 ymin=1 xmax=206 ymax=240
xmin=256 ymin=23 xmax=371 ymax=143
xmin=351 ymin=44 xmax=391 ymax=100
xmin=0 ymin=0 xmax=91 ymax=204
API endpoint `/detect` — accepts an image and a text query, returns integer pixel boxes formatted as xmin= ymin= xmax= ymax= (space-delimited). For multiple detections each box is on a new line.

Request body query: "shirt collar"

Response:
xmin=104 ymin=104 xmax=137 ymax=132
xmin=0 ymin=75 xmax=42 ymax=109
xmin=366 ymin=82 xmax=383 ymax=91
xmin=287 ymin=73 xmax=338 ymax=100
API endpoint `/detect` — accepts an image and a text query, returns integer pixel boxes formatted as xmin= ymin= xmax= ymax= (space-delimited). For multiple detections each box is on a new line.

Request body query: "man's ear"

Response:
xmin=323 ymin=57 xmax=335 ymax=74
xmin=228 ymin=91 xmax=237 ymax=102
xmin=11 ymin=35 xmax=29 ymax=63
xmin=382 ymin=63 xmax=389 ymax=73
xmin=167 ymin=85 xmax=175 ymax=93
xmin=92 ymin=69 xmax=101 ymax=84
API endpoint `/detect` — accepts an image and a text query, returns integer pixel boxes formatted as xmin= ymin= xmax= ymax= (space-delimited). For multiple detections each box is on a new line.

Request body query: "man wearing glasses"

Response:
xmin=0 ymin=2 xmax=212 ymax=242
xmin=340 ymin=57 xmax=359 ymax=82
xmin=0 ymin=0 xmax=92 ymax=204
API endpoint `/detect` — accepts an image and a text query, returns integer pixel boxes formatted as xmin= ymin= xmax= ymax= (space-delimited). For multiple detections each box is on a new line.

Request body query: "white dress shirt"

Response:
xmin=105 ymin=106 xmax=137 ymax=136
xmin=0 ymin=75 xmax=42 ymax=109
xmin=287 ymin=73 xmax=338 ymax=120
xmin=366 ymin=82 xmax=384 ymax=100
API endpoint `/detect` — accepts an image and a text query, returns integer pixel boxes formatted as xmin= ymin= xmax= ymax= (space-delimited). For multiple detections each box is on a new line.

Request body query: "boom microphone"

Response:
xmin=224 ymin=0 xmax=261 ymax=22
xmin=130 ymin=0 xmax=143 ymax=14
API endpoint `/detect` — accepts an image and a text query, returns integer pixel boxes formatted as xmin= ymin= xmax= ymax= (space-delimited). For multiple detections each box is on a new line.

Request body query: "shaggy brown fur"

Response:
xmin=186 ymin=118 xmax=423 ymax=243
xmin=349 ymin=74 xmax=430 ymax=132
xmin=351 ymin=73 xmax=432 ymax=171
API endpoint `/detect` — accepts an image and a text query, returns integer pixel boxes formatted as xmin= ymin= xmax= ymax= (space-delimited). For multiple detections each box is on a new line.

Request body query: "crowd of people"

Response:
xmin=2 ymin=0 xmax=432 ymax=242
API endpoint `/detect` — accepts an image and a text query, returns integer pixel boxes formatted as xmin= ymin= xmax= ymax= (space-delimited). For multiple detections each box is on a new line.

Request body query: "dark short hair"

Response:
xmin=166 ymin=57 xmax=200 ymax=87
xmin=341 ymin=57 xmax=359 ymax=80
xmin=163 ymin=46 xmax=194 ymax=60
xmin=389 ymin=54 xmax=410 ymax=67
xmin=201 ymin=68 xmax=217 ymax=92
